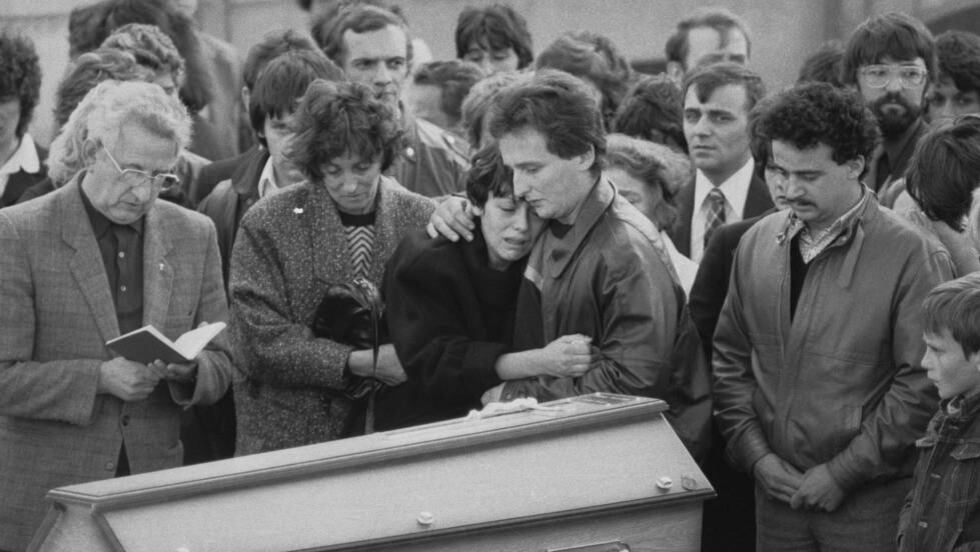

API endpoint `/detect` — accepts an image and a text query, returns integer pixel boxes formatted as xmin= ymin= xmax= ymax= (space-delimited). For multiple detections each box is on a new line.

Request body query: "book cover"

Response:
xmin=105 ymin=322 xmax=226 ymax=365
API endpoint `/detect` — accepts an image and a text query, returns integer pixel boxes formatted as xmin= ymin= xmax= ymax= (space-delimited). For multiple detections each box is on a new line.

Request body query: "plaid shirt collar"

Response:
xmin=780 ymin=186 xmax=870 ymax=263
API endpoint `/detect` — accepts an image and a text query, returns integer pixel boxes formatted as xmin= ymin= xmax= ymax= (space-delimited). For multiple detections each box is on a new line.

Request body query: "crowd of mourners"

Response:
xmin=1 ymin=0 xmax=980 ymax=550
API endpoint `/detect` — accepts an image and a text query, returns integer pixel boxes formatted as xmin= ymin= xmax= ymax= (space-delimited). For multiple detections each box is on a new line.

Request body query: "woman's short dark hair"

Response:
xmin=466 ymin=143 xmax=513 ymax=207
xmin=906 ymin=116 xmax=980 ymax=231
xmin=535 ymin=31 xmax=633 ymax=128
xmin=841 ymin=12 xmax=936 ymax=86
xmin=612 ymin=75 xmax=687 ymax=154
xmin=243 ymin=29 xmax=320 ymax=92
xmin=249 ymin=50 xmax=343 ymax=148
xmin=935 ymin=30 xmax=980 ymax=96
xmin=0 ymin=33 xmax=42 ymax=138
xmin=754 ymin=82 xmax=879 ymax=166
xmin=289 ymin=80 xmax=403 ymax=181
xmin=455 ymin=4 xmax=533 ymax=69
xmin=489 ymin=69 xmax=606 ymax=174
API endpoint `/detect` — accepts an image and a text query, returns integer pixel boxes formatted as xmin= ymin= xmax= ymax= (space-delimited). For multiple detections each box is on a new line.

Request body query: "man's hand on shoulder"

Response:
xmin=753 ymin=452 xmax=805 ymax=504
xmin=97 ymin=357 xmax=164 ymax=401
xmin=426 ymin=195 xmax=475 ymax=242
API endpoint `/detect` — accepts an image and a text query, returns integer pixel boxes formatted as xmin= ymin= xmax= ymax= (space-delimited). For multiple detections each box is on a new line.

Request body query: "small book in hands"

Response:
xmin=105 ymin=322 xmax=226 ymax=365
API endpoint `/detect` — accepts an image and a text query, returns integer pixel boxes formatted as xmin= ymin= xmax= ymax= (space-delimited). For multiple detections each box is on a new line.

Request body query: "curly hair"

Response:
xmin=54 ymin=47 xmax=154 ymax=129
xmin=612 ymin=74 xmax=687 ymax=154
xmin=101 ymin=23 xmax=185 ymax=88
xmin=603 ymin=133 xmax=691 ymax=230
xmin=0 ymin=33 xmax=42 ymax=139
xmin=455 ymin=4 xmax=534 ymax=69
xmin=49 ymin=78 xmax=125 ymax=185
xmin=460 ymin=69 xmax=530 ymax=149
xmin=535 ymin=30 xmax=633 ymax=129
xmin=754 ymin=82 xmax=879 ymax=166
xmin=841 ymin=12 xmax=936 ymax=86
xmin=465 ymin=143 xmax=514 ymax=207
xmin=935 ymin=30 xmax=980 ymax=95
xmin=906 ymin=116 xmax=980 ymax=231
xmin=412 ymin=60 xmax=486 ymax=130
xmin=288 ymin=80 xmax=403 ymax=182
xmin=489 ymin=69 xmax=606 ymax=175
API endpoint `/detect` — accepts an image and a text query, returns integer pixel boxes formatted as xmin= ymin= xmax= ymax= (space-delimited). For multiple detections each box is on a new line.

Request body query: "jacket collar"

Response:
xmin=232 ymin=147 xmax=270 ymax=199
xmin=547 ymin=176 xmax=614 ymax=279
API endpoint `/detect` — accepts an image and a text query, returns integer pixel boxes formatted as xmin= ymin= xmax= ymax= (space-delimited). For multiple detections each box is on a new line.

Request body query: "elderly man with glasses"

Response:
xmin=0 ymin=80 xmax=234 ymax=552
xmin=841 ymin=12 xmax=935 ymax=207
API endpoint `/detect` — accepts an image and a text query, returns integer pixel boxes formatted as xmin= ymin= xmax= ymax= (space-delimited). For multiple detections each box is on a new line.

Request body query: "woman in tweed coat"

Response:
xmin=229 ymin=80 xmax=433 ymax=454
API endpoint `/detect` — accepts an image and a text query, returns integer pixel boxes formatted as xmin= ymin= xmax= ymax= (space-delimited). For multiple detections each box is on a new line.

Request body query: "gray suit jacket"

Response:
xmin=0 ymin=178 xmax=234 ymax=550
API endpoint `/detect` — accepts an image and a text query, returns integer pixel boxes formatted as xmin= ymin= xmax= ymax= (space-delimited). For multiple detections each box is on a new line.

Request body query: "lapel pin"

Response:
xmin=159 ymin=262 xmax=165 ymax=272
xmin=293 ymin=207 xmax=304 ymax=214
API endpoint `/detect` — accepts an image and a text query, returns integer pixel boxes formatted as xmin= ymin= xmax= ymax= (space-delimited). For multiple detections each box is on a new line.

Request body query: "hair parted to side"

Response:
xmin=466 ymin=143 xmax=514 ymax=208
xmin=489 ymin=68 xmax=605 ymax=174
xmin=612 ymin=74 xmax=687 ymax=153
xmin=101 ymin=23 xmax=185 ymax=88
xmin=84 ymin=79 xmax=191 ymax=155
xmin=841 ymin=12 xmax=936 ymax=86
xmin=906 ymin=116 xmax=980 ymax=231
xmin=249 ymin=50 xmax=344 ymax=148
xmin=315 ymin=3 xmax=410 ymax=68
xmin=922 ymin=272 xmax=980 ymax=357
xmin=664 ymin=6 xmax=751 ymax=68
xmin=603 ymin=133 xmax=690 ymax=230
xmin=754 ymin=82 xmax=879 ymax=166
xmin=243 ymin=29 xmax=320 ymax=91
xmin=682 ymin=61 xmax=765 ymax=113
xmin=289 ymin=79 xmax=404 ymax=181
xmin=54 ymin=48 xmax=155 ymax=129
xmin=455 ymin=4 xmax=533 ymax=69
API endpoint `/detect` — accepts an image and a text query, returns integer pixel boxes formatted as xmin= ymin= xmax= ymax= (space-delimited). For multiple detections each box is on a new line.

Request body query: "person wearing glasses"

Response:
xmin=841 ymin=12 xmax=935 ymax=207
xmin=0 ymin=79 xmax=234 ymax=551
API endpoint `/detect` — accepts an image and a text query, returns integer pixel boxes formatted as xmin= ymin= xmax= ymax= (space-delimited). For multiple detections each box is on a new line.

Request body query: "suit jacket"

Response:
xmin=0 ymin=178 xmax=234 ymax=550
xmin=669 ymin=171 xmax=773 ymax=258
xmin=1 ymin=145 xmax=47 ymax=209
xmin=192 ymin=147 xmax=256 ymax=206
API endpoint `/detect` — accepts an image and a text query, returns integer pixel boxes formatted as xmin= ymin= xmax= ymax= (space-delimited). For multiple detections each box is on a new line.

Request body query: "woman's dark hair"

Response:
xmin=243 ymin=29 xmax=321 ymax=92
xmin=0 ymin=33 xmax=42 ymax=138
xmin=455 ymin=4 xmax=533 ymax=69
xmin=249 ymin=50 xmax=343 ymax=148
xmin=289 ymin=80 xmax=404 ymax=181
xmin=535 ymin=30 xmax=633 ymax=129
xmin=68 ymin=0 xmax=214 ymax=112
xmin=906 ymin=116 xmax=980 ymax=231
xmin=490 ymin=69 xmax=605 ymax=174
xmin=612 ymin=75 xmax=687 ymax=154
xmin=54 ymin=48 xmax=153 ymax=128
xmin=466 ymin=143 xmax=513 ymax=207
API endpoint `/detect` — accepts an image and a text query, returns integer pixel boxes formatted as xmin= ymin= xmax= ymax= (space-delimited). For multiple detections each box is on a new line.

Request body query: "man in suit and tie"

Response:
xmin=669 ymin=62 xmax=773 ymax=263
xmin=0 ymin=80 xmax=234 ymax=551
xmin=0 ymin=33 xmax=46 ymax=209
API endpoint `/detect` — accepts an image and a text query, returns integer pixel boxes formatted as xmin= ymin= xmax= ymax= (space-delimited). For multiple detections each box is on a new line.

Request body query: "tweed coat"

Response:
xmin=230 ymin=176 xmax=434 ymax=455
xmin=0 ymin=178 xmax=235 ymax=551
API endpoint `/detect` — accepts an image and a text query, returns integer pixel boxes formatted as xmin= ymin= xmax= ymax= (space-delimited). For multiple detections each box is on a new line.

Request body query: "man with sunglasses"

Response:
xmin=0 ymin=80 xmax=234 ymax=551
xmin=841 ymin=12 xmax=935 ymax=206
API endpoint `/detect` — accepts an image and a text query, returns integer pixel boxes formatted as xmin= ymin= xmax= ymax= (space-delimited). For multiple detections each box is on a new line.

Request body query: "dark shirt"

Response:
xmin=79 ymin=185 xmax=144 ymax=335
xmin=873 ymin=118 xmax=925 ymax=192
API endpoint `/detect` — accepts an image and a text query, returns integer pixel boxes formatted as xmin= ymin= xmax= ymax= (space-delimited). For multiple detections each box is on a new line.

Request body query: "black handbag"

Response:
xmin=311 ymin=277 xmax=386 ymax=433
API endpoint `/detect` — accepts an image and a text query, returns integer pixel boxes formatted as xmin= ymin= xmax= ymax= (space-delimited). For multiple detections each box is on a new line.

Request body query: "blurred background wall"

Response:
xmin=2 ymin=0 xmax=977 ymax=148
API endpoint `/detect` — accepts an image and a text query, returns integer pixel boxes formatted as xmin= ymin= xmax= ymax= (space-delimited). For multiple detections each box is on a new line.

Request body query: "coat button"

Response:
xmin=105 ymin=461 xmax=115 ymax=471
xmin=918 ymin=521 xmax=928 ymax=528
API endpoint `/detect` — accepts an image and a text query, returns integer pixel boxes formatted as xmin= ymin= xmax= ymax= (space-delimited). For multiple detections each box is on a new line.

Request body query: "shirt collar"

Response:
xmin=0 ymin=133 xmax=40 ymax=176
xmin=781 ymin=185 xmax=870 ymax=254
xmin=257 ymin=157 xmax=282 ymax=200
xmin=693 ymin=156 xmax=755 ymax=214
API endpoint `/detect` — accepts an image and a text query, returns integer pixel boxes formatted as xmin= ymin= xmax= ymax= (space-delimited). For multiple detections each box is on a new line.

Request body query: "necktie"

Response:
xmin=704 ymin=187 xmax=727 ymax=248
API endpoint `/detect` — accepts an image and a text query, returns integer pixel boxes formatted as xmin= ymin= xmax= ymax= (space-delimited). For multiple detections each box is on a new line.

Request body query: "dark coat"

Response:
xmin=669 ymin=171 xmax=773 ymax=258
xmin=376 ymin=227 xmax=519 ymax=430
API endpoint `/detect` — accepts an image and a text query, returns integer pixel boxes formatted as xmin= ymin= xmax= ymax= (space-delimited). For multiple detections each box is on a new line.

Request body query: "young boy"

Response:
xmin=898 ymin=272 xmax=980 ymax=551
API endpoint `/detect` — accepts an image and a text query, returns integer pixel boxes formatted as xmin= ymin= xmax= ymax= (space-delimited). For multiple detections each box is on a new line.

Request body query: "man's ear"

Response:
xmin=847 ymin=155 xmax=866 ymax=181
xmin=576 ymin=145 xmax=596 ymax=172
xmin=666 ymin=61 xmax=685 ymax=86
xmin=81 ymin=139 xmax=99 ymax=167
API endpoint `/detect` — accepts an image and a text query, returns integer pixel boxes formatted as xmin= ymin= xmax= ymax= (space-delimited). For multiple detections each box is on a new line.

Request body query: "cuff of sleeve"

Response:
xmin=826 ymin=453 xmax=864 ymax=493
xmin=167 ymin=379 xmax=195 ymax=408
xmin=463 ymin=341 xmax=507 ymax=393
xmin=729 ymin=423 xmax=773 ymax=474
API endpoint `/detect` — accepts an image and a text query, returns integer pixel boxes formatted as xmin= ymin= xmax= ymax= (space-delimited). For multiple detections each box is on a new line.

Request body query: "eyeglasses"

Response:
xmin=858 ymin=65 xmax=928 ymax=89
xmin=101 ymin=144 xmax=180 ymax=192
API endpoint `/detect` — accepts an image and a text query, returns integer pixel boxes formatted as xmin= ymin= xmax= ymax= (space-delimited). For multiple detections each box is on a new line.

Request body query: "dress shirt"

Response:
xmin=690 ymin=156 xmax=754 ymax=263
xmin=257 ymin=157 xmax=287 ymax=200
xmin=0 ymin=133 xmax=40 ymax=199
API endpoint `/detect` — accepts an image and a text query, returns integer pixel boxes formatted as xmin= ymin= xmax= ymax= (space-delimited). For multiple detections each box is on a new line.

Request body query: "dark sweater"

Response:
xmin=376 ymin=226 xmax=522 ymax=430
